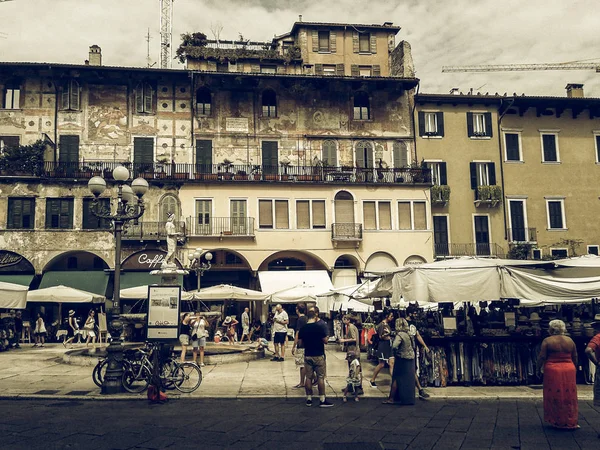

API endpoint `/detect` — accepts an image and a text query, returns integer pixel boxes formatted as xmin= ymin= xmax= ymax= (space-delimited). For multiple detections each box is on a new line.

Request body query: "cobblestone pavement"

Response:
xmin=0 ymin=344 xmax=594 ymax=401
xmin=1 ymin=398 xmax=599 ymax=450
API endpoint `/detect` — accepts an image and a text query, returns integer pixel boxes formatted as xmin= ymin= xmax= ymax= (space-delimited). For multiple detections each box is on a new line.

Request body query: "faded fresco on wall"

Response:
xmin=88 ymin=85 xmax=128 ymax=144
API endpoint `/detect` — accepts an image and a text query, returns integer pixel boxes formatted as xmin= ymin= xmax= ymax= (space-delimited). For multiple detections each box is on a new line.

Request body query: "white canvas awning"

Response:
xmin=0 ymin=281 xmax=28 ymax=309
xmin=189 ymin=284 xmax=266 ymax=302
xmin=27 ymin=285 xmax=105 ymax=304
xmin=259 ymin=270 xmax=334 ymax=306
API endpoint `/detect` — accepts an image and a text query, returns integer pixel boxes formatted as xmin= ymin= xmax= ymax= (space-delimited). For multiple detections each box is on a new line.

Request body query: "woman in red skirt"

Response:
xmin=537 ymin=319 xmax=579 ymax=430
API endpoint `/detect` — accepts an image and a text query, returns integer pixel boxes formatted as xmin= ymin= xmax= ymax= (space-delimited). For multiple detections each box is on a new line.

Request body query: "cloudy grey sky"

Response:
xmin=1 ymin=0 xmax=598 ymax=97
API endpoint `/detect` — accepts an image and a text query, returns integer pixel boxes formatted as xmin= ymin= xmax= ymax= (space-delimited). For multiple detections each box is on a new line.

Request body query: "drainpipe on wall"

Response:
xmin=190 ymin=72 xmax=195 ymax=166
xmin=53 ymin=72 xmax=58 ymax=162
xmin=498 ymin=98 xmax=514 ymax=242
xmin=411 ymin=81 xmax=420 ymax=163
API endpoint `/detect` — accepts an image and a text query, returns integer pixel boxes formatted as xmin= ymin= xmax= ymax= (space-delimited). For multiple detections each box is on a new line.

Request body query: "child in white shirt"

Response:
xmin=343 ymin=351 xmax=363 ymax=402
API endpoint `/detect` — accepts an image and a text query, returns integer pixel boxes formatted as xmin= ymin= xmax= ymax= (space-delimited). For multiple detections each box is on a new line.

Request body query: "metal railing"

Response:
xmin=186 ymin=216 xmax=255 ymax=237
xmin=332 ymin=223 xmax=363 ymax=241
xmin=122 ymin=221 xmax=186 ymax=241
xmin=14 ymin=162 xmax=434 ymax=186
xmin=434 ymin=242 xmax=505 ymax=258
xmin=508 ymin=227 xmax=537 ymax=243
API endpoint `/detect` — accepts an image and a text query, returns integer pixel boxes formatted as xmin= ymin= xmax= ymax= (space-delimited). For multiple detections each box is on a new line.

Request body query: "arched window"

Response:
xmin=196 ymin=87 xmax=211 ymax=115
xmin=135 ymin=82 xmax=154 ymax=114
xmin=60 ymin=79 xmax=80 ymax=111
xmin=355 ymin=140 xmax=374 ymax=168
xmin=353 ymin=91 xmax=370 ymax=120
xmin=268 ymin=257 xmax=306 ymax=271
xmin=393 ymin=141 xmax=409 ymax=168
xmin=159 ymin=194 xmax=180 ymax=223
xmin=322 ymin=140 xmax=337 ymax=167
xmin=334 ymin=191 xmax=355 ymax=224
xmin=262 ymin=89 xmax=277 ymax=117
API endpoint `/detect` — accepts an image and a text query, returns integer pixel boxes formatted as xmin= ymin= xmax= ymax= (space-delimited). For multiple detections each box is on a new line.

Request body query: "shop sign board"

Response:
xmin=122 ymin=250 xmax=182 ymax=271
xmin=147 ymin=285 xmax=181 ymax=341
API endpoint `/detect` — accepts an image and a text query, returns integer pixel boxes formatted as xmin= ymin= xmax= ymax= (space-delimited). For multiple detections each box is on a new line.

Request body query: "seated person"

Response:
xmin=249 ymin=321 xmax=263 ymax=341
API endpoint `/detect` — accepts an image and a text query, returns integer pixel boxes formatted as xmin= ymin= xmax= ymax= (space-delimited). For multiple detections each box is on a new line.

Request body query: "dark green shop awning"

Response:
xmin=119 ymin=272 xmax=183 ymax=290
xmin=0 ymin=274 xmax=34 ymax=287
xmin=39 ymin=271 xmax=110 ymax=296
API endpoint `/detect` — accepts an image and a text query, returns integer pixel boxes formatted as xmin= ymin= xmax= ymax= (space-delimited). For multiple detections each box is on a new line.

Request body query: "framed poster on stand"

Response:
xmin=147 ymin=285 xmax=181 ymax=341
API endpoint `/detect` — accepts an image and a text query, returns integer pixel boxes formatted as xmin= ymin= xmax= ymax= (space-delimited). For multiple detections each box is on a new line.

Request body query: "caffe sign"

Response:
xmin=0 ymin=250 xmax=34 ymax=273
xmin=0 ymin=251 xmax=22 ymax=269
xmin=121 ymin=250 xmax=182 ymax=271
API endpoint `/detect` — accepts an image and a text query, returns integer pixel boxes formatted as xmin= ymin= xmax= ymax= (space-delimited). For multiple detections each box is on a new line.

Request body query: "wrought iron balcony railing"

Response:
xmin=2 ymin=161 xmax=434 ymax=186
xmin=508 ymin=227 xmax=537 ymax=243
xmin=332 ymin=223 xmax=363 ymax=241
xmin=122 ymin=221 xmax=186 ymax=241
xmin=186 ymin=216 xmax=255 ymax=237
xmin=434 ymin=242 xmax=505 ymax=258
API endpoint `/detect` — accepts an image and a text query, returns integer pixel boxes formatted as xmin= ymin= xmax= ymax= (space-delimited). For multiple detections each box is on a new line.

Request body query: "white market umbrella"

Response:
xmin=27 ymin=285 xmax=105 ymax=304
xmin=189 ymin=284 xmax=266 ymax=302
xmin=0 ymin=281 xmax=29 ymax=309
xmin=121 ymin=285 xmax=194 ymax=301
xmin=267 ymin=283 xmax=323 ymax=309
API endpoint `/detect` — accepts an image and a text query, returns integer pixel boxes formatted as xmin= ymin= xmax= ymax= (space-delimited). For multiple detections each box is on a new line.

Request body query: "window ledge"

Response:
xmin=352 ymin=119 xmax=373 ymax=122
xmin=0 ymin=108 xmax=22 ymax=112
xmin=4 ymin=228 xmax=35 ymax=232
xmin=469 ymin=136 xmax=492 ymax=140
xmin=505 ymin=160 xmax=524 ymax=164
xmin=547 ymin=228 xmax=568 ymax=232
xmin=358 ymin=52 xmax=373 ymax=55
xmin=542 ymin=161 xmax=561 ymax=165
xmin=318 ymin=51 xmax=332 ymax=54
xmin=421 ymin=135 xmax=443 ymax=139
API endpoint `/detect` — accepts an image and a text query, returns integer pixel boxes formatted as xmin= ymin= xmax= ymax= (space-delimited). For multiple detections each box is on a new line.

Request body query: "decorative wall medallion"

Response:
xmin=162 ymin=143 xmax=168 ymax=148
xmin=313 ymin=111 xmax=323 ymax=124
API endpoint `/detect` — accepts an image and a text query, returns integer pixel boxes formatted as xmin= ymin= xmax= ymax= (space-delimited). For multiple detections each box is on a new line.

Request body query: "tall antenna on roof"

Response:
xmin=159 ymin=0 xmax=174 ymax=68
xmin=146 ymin=28 xmax=156 ymax=68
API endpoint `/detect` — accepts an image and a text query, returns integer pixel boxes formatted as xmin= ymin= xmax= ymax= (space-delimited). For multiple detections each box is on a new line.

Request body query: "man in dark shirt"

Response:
xmin=298 ymin=308 xmax=333 ymax=408
xmin=291 ymin=303 xmax=308 ymax=388
xmin=14 ymin=311 xmax=23 ymax=349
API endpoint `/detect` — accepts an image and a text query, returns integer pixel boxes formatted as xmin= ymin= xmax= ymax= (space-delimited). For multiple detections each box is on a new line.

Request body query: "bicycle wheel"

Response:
xmin=160 ymin=359 xmax=178 ymax=390
xmin=122 ymin=363 xmax=151 ymax=393
xmin=92 ymin=359 xmax=107 ymax=388
xmin=174 ymin=362 xmax=202 ymax=393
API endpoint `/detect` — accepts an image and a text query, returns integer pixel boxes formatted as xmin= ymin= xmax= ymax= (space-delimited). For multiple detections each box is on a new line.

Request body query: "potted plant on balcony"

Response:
xmin=218 ymin=159 xmax=234 ymax=180
xmin=431 ymin=185 xmax=451 ymax=206
xmin=154 ymin=157 xmax=170 ymax=179
xmin=280 ymin=159 xmax=291 ymax=181
xmin=235 ymin=169 xmax=248 ymax=180
xmin=250 ymin=165 xmax=262 ymax=181
xmin=475 ymin=185 xmax=502 ymax=207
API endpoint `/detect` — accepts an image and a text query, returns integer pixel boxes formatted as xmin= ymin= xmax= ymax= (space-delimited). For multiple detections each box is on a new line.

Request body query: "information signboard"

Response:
xmin=147 ymin=285 xmax=181 ymax=340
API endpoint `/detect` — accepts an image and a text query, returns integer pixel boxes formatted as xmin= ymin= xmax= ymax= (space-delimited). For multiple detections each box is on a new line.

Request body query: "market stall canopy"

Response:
xmin=331 ymin=298 xmax=374 ymax=313
xmin=39 ymin=271 xmax=109 ymax=296
xmin=258 ymin=270 xmax=334 ymax=295
xmin=119 ymin=272 xmax=184 ymax=290
xmin=267 ymin=284 xmax=319 ymax=305
xmin=27 ymin=285 xmax=105 ymax=304
xmin=553 ymin=255 xmax=600 ymax=267
xmin=120 ymin=285 xmax=193 ymax=301
xmin=0 ymin=281 xmax=28 ymax=309
xmin=188 ymin=284 xmax=267 ymax=302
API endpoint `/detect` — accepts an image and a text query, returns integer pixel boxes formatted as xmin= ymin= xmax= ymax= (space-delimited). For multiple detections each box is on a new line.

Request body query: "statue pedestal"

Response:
xmin=150 ymin=263 xmax=188 ymax=285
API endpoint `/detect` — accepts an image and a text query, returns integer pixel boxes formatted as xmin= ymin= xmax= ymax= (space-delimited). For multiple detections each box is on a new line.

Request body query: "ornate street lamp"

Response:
xmin=88 ymin=165 xmax=149 ymax=394
xmin=188 ymin=248 xmax=213 ymax=291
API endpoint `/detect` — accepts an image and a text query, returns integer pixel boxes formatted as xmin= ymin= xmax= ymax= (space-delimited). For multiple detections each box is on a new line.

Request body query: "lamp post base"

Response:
xmin=101 ymin=340 xmax=125 ymax=395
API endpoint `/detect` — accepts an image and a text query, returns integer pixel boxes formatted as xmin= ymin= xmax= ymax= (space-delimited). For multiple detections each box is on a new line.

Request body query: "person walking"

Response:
xmin=342 ymin=351 xmax=363 ymax=403
xmin=585 ymin=320 xmax=600 ymax=408
xmin=537 ymin=319 xmax=578 ymax=430
xmin=33 ymin=313 xmax=47 ymax=348
xmin=291 ymin=303 xmax=308 ymax=388
xmin=271 ymin=304 xmax=288 ymax=361
xmin=339 ymin=315 xmax=360 ymax=360
xmin=298 ymin=308 xmax=333 ymax=408
xmin=369 ymin=311 xmax=395 ymax=388
xmin=190 ymin=314 xmax=208 ymax=367
xmin=84 ymin=310 xmax=97 ymax=346
xmin=179 ymin=313 xmax=193 ymax=362
xmin=240 ymin=308 xmax=251 ymax=343
xmin=384 ymin=318 xmax=416 ymax=405
xmin=407 ymin=312 xmax=431 ymax=399
xmin=14 ymin=311 xmax=23 ymax=349
xmin=63 ymin=310 xmax=79 ymax=348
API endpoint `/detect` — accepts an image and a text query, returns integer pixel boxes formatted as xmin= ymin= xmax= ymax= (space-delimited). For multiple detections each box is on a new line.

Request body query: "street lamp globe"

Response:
xmin=112 ymin=165 xmax=130 ymax=182
xmin=88 ymin=176 xmax=107 ymax=197
xmin=193 ymin=250 xmax=202 ymax=260
xmin=121 ymin=185 xmax=135 ymax=204
xmin=205 ymin=252 xmax=213 ymax=262
xmin=131 ymin=177 xmax=149 ymax=198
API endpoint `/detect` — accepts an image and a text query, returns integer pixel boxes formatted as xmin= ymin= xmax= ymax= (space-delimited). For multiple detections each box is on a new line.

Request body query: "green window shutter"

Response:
xmin=352 ymin=31 xmax=359 ymax=53
xmin=59 ymin=199 xmax=73 ymax=229
xmin=440 ymin=162 xmax=447 ymax=185
xmin=315 ymin=64 xmax=323 ymax=75
xmin=436 ymin=112 xmax=445 ymax=137
xmin=135 ymin=83 xmax=144 ymax=113
xmin=9 ymin=199 xmax=22 ymax=229
xmin=59 ymin=135 xmax=79 ymax=163
xmin=393 ymin=141 xmax=408 ymax=168
xmin=61 ymin=85 xmax=69 ymax=110
xmin=418 ymin=112 xmax=425 ymax=136
xmin=372 ymin=65 xmax=381 ymax=77
xmin=355 ymin=144 xmax=365 ymax=168
xmin=312 ymin=30 xmax=319 ymax=52
xmin=488 ymin=163 xmax=496 ymax=185
xmin=46 ymin=199 xmax=59 ymax=228
xmin=336 ymin=64 xmax=345 ymax=76
xmin=351 ymin=65 xmax=359 ymax=76
xmin=543 ymin=135 xmax=557 ymax=161
xmin=196 ymin=139 xmax=213 ymax=167
xmin=484 ymin=112 xmax=493 ymax=137
xmin=22 ymin=198 xmax=33 ymax=229
xmin=144 ymin=83 xmax=154 ymax=113
xmin=466 ymin=112 xmax=474 ymax=137
xmin=330 ymin=31 xmax=336 ymax=53
xmin=70 ymin=80 xmax=80 ymax=110
xmin=370 ymin=34 xmax=377 ymax=54
xmin=469 ymin=162 xmax=477 ymax=189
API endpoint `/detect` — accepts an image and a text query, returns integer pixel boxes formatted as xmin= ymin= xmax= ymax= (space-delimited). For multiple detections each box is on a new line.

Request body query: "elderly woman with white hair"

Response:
xmin=382 ymin=317 xmax=416 ymax=405
xmin=537 ymin=319 xmax=578 ymax=430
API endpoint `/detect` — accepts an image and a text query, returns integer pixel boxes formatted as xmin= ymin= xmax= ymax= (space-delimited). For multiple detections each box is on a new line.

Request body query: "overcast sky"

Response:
xmin=1 ymin=0 xmax=599 ymax=97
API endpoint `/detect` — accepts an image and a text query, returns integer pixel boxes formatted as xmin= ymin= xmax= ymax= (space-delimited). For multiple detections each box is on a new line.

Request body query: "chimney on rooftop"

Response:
xmin=565 ymin=83 xmax=584 ymax=98
xmin=298 ymin=14 xmax=302 ymax=22
xmin=88 ymin=45 xmax=102 ymax=66
xmin=450 ymin=87 xmax=459 ymax=95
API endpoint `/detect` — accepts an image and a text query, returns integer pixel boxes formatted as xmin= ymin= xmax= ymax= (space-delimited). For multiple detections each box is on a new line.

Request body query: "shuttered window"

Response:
xmin=259 ymin=200 xmax=273 ymax=229
xmin=359 ymin=34 xmax=370 ymax=53
xmin=467 ymin=112 xmax=492 ymax=137
xmin=296 ymin=201 xmax=310 ymax=229
xmin=60 ymin=79 xmax=80 ymax=111
xmin=135 ymin=82 xmax=154 ymax=114
xmin=275 ymin=200 xmax=289 ymax=229
xmin=542 ymin=134 xmax=559 ymax=162
xmin=45 ymin=198 xmax=74 ymax=229
xmin=322 ymin=140 xmax=337 ymax=166
xmin=159 ymin=194 xmax=179 ymax=223
xmin=414 ymin=202 xmax=427 ymax=230
xmin=82 ymin=198 xmax=111 ymax=230
xmin=363 ymin=201 xmax=376 ymax=230
xmin=379 ymin=202 xmax=391 ymax=230
xmin=393 ymin=141 xmax=408 ymax=168
xmin=547 ymin=200 xmax=565 ymax=229
xmin=312 ymin=201 xmax=326 ymax=228
xmin=398 ymin=202 xmax=412 ymax=230
xmin=7 ymin=198 xmax=35 ymax=229
xmin=505 ymin=133 xmax=521 ymax=161
xmin=318 ymin=31 xmax=330 ymax=52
